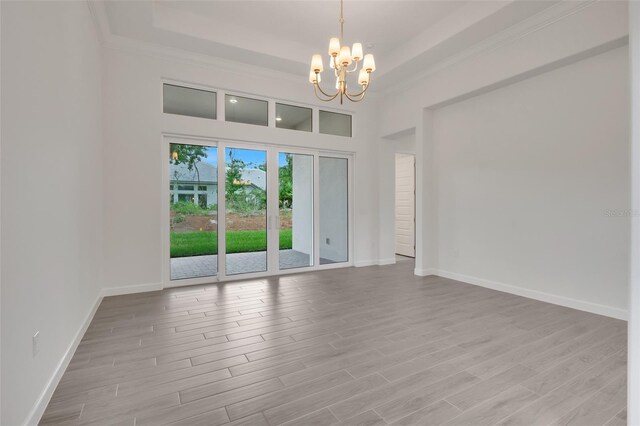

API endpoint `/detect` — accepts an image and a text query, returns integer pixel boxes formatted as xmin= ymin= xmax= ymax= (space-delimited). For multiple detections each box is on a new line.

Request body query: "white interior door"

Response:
xmin=395 ymin=154 xmax=415 ymax=257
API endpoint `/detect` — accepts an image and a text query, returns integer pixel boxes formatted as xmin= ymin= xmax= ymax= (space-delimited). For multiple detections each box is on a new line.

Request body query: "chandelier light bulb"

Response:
xmin=358 ymin=69 xmax=369 ymax=85
xmin=309 ymin=70 xmax=321 ymax=83
xmin=330 ymin=56 xmax=337 ymax=70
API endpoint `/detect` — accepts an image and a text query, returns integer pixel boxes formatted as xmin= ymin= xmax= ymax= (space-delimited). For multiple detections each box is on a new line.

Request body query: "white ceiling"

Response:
xmin=158 ymin=1 xmax=466 ymax=57
xmin=99 ymin=0 xmax=565 ymax=90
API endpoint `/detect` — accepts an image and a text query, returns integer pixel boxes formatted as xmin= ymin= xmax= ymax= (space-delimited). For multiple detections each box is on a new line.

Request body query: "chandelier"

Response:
xmin=309 ymin=0 xmax=376 ymax=104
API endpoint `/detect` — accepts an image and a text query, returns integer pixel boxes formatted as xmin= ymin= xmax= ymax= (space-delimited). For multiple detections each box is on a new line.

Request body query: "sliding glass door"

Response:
xmin=279 ymin=152 xmax=314 ymax=270
xmin=169 ymin=142 xmax=219 ymax=280
xmin=168 ymin=139 xmax=350 ymax=283
xmin=224 ymin=147 xmax=268 ymax=275
xmin=319 ymin=156 xmax=349 ymax=264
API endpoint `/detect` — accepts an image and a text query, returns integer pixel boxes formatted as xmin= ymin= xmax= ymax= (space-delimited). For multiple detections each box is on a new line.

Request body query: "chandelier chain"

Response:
xmin=340 ymin=0 xmax=344 ymax=42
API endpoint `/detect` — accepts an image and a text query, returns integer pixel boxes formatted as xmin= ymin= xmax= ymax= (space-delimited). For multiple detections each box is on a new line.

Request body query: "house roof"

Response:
xmin=240 ymin=168 xmax=266 ymax=191
xmin=170 ymin=161 xmax=217 ymax=183
xmin=170 ymin=161 xmax=266 ymax=191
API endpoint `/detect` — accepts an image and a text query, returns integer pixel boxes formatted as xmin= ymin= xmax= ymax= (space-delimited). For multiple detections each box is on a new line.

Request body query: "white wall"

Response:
xmin=375 ymin=1 xmax=630 ymax=318
xmin=378 ymin=0 xmax=628 ymax=138
xmin=0 ymin=2 xmax=103 ymax=424
xmin=392 ymin=133 xmax=416 ymax=155
xmin=433 ymin=46 xmax=629 ymax=316
xmin=102 ymin=47 xmax=380 ymax=289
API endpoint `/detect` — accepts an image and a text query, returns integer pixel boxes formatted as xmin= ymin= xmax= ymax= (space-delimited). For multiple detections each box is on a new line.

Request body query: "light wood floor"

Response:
xmin=42 ymin=258 xmax=627 ymax=425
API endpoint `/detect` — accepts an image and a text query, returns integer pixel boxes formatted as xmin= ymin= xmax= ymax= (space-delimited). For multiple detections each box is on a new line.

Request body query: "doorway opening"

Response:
xmin=395 ymin=153 xmax=415 ymax=262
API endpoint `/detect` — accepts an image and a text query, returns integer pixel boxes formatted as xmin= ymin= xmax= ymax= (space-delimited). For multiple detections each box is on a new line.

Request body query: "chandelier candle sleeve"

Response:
xmin=352 ymin=43 xmax=363 ymax=61
xmin=363 ymin=54 xmax=375 ymax=72
xmin=329 ymin=38 xmax=341 ymax=56
xmin=311 ymin=54 xmax=324 ymax=73
xmin=308 ymin=0 xmax=375 ymax=104
xmin=339 ymin=46 xmax=352 ymax=66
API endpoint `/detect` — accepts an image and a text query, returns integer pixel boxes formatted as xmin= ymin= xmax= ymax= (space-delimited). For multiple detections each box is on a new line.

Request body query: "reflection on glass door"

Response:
xmin=169 ymin=143 xmax=218 ymax=280
xmin=225 ymin=147 xmax=268 ymax=275
xmin=279 ymin=152 xmax=313 ymax=270
xmin=319 ymin=157 xmax=349 ymax=264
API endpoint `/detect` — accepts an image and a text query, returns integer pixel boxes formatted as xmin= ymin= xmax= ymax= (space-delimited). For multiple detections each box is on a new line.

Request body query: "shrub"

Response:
xmin=171 ymin=201 xmax=216 ymax=216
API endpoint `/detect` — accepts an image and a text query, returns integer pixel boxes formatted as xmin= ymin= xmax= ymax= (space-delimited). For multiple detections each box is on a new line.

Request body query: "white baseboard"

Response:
xmin=435 ymin=269 xmax=628 ymax=321
xmin=25 ymin=282 xmax=162 ymax=424
xmin=354 ymin=260 xmax=378 ymax=267
xmin=25 ymin=292 xmax=103 ymax=426
xmin=355 ymin=259 xmax=402 ymax=267
xmin=100 ymin=282 xmax=163 ymax=297
xmin=414 ymin=268 xmax=437 ymax=276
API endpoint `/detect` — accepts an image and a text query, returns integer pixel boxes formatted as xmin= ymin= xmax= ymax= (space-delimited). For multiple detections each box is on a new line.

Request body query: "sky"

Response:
xmin=185 ymin=146 xmax=291 ymax=168
xmin=208 ymin=147 xmax=291 ymax=167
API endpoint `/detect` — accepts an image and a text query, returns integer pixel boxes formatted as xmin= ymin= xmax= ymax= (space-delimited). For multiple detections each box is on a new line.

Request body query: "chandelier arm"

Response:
xmin=344 ymin=83 xmax=370 ymax=102
xmin=315 ymin=81 xmax=339 ymax=99
xmin=343 ymin=91 xmax=366 ymax=102
xmin=346 ymin=61 xmax=359 ymax=73
xmin=345 ymin=78 xmax=371 ymax=98
xmin=314 ymin=83 xmax=341 ymax=101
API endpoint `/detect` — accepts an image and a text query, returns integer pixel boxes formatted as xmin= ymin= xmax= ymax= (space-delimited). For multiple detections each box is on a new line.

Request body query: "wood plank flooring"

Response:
xmin=41 ymin=258 xmax=627 ymax=425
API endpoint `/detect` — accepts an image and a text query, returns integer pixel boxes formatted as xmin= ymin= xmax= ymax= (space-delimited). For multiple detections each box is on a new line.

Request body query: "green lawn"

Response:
xmin=171 ymin=229 xmax=292 ymax=258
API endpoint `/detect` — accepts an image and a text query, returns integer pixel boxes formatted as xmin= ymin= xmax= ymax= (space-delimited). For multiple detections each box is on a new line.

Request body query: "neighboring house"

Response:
xmin=169 ymin=161 xmax=266 ymax=207
xmin=239 ymin=168 xmax=266 ymax=191
xmin=170 ymin=161 xmax=218 ymax=207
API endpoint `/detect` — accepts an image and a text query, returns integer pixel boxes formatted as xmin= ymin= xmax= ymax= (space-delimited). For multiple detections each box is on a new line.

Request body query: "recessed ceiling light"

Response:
xmin=276 ymin=116 xmax=282 ymax=121
xmin=229 ymin=98 xmax=238 ymax=104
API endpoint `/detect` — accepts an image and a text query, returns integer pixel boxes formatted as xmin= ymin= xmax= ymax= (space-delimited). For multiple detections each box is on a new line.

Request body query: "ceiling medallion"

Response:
xmin=309 ymin=0 xmax=376 ymax=104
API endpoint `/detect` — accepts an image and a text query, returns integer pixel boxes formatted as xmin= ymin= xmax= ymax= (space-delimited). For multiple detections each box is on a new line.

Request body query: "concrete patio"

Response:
xmin=171 ymin=249 xmax=316 ymax=280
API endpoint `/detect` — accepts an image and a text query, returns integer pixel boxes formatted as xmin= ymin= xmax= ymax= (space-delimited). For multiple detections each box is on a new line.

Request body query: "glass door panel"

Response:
xmin=169 ymin=143 xmax=218 ymax=280
xmin=278 ymin=152 xmax=314 ymax=270
xmin=224 ymin=147 xmax=268 ymax=275
xmin=319 ymin=157 xmax=349 ymax=264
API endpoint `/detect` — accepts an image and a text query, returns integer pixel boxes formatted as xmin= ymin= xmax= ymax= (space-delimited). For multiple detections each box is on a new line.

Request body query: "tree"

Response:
xmin=170 ymin=144 xmax=208 ymax=183
xmin=225 ymin=149 xmax=247 ymax=206
xmin=279 ymin=154 xmax=293 ymax=208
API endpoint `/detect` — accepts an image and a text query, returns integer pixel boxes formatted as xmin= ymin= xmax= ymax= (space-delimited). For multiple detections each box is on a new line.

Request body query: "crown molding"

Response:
xmin=378 ymin=0 xmax=600 ymax=95
xmin=86 ymin=0 xmax=110 ymax=43
xmin=86 ymin=0 xmax=604 ymax=98
xmin=85 ymin=1 xmax=314 ymax=87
